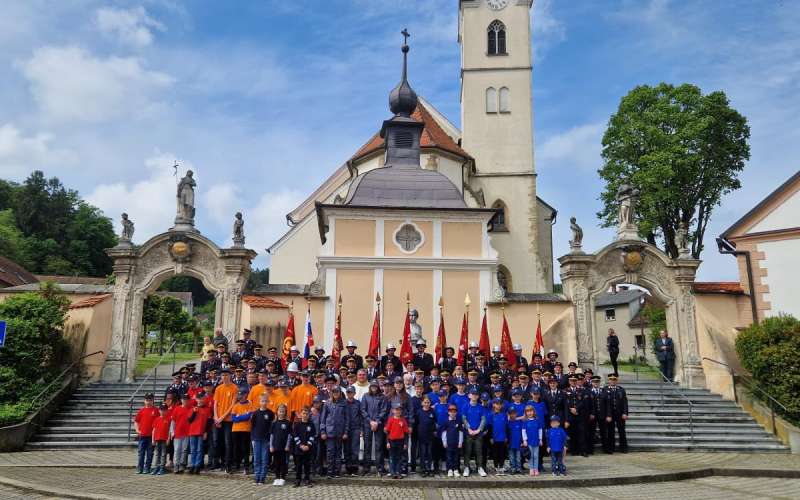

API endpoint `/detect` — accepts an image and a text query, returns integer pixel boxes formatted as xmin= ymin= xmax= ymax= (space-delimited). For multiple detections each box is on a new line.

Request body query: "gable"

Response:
xmin=723 ymin=170 xmax=800 ymax=239
xmin=749 ymin=188 xmax=800 ymax=234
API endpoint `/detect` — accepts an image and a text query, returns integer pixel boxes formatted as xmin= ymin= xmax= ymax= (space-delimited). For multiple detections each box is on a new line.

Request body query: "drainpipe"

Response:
xmin=716 ymin=237 xmax=759 ymax=325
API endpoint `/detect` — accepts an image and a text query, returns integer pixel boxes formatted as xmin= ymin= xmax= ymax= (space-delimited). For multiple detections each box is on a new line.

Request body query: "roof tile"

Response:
xmin=68 ymin=294 xmax=112 ymax=309
xmin=242 ymin=295 xmax=291 ymax=309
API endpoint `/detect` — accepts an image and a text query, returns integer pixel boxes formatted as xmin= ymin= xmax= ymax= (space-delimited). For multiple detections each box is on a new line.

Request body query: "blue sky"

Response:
xmin=0 ymin=0 xmax=797 ymax=282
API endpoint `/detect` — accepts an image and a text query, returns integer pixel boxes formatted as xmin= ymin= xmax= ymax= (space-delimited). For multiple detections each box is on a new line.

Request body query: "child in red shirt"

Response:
xmin=384 ymin=404 xmax=410 ymax=479
xmin=187 ymin=392 xmax=212 ymax=474
xmin=171 ymin=394 xmax=193 ymax=473
xmin=134 ymin=393 xmax=159 ymax=474
xmin=151 ymin=405 xmax=171 ymax=475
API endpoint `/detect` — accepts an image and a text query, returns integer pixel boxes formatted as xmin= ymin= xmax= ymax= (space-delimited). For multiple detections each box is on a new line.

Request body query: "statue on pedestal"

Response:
xmin=409 ymin=308 xmax=425 ymax=345
xmin=120 ymin=213 xmax=134 ymax=244
xmin=232 ymin=212 xmax=245 ymax=247
xmin=616 ymin=182 xmax=641 ymax=241
xmin=175 ymin=170 xmax=196 ymax=227
xmin=569 ymin=216 xmax=583 ymax=253
xmin=676 ymin=221 xmax=691 ymax=259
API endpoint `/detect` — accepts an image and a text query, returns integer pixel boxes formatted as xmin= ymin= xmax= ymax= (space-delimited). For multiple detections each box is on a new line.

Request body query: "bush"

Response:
xmin=0 ymin=402 xmax=33 ymax=427
xmin=735 ymin=315 xmax=800 ymax=419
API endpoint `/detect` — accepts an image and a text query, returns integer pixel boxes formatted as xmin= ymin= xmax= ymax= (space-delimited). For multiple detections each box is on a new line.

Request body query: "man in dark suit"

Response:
xmin=654 ymin=330 xmax=675 ymax=381
xmin=412 ymin=339 xmax=434 ymax=375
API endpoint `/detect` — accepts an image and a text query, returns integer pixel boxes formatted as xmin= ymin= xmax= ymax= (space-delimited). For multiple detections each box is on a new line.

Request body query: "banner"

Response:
xmin=282 ymin=310 xmax=296 ymax=370
xmin=500 ymin=312 xmax=517 ymax=368
xmin=434 ymin=309 xmax=447 ymax=363
xmin=457 ymin=312 xmax=468 ymax=366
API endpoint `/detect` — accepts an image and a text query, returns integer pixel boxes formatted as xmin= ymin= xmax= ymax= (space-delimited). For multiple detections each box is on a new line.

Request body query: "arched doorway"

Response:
xmin=103 ymin=231 xmax=255 ymax=382
xmin=559 ymin=240 xmax=706 ymax=388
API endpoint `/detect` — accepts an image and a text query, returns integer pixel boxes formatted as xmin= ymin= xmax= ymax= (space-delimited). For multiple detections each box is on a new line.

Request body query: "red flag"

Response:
xmin=400 ymin=307 xmax=413 ymax=366
xmin=331 ymin=308 xmax=343 ymax=368
xmin=500 ymin=312 xmax=517 ymax=368
xmin=532 ymin=318 xmax=545 ymax=361
xmin=435 ymin=309 xmax=447 ymax=363
xmin=368 ymin=308 xmax=381 ymax=360
xmin=479 ymin=308 xmax=490 ymax=356
xmin=282 ymin=310 xmax=296 ymax=370
xmin=457 ymin=312 xmax=468 ymax=366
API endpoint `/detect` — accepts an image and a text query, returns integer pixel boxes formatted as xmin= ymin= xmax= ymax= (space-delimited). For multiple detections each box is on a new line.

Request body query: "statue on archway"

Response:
xmin=569 ymin=216 xmax=583 ymax=253
xmin=616 ymin=182 xmax=640 ymax=240
xmin=120 ymin=213 xmax=134 ymax=244
xmin=232 ymin=212 xmax=245 ymax=247
xmin=176 ymin=170 xmax=196 ymax=223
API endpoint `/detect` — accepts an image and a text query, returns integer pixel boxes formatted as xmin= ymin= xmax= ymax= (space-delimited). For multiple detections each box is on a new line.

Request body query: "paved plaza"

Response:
xmin=0 ymin=451 xmax=797 ymax=499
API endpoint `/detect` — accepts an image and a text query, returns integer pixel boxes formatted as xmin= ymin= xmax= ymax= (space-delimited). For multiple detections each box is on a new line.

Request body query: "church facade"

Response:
xmin=269 ymin=0 xmax=555 ymax=297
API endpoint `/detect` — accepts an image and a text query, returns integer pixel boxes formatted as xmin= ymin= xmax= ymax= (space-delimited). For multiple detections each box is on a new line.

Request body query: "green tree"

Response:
xmin=0 ymin=209 xmax=30 ymax=267
xmin=598 ymin=83 xmax=750 ymax=258
xmin=158 ymin=275 xmax=213 ymax=306
xmin=142 ymin=294 xmax=196 ymax=356
xmin=735 ymin=315 xmax=800 ymax=421
xmin=641 ymin=304 xmax=667 ymax=354
xmin=246 ymin=268 xmax=269 ymax=290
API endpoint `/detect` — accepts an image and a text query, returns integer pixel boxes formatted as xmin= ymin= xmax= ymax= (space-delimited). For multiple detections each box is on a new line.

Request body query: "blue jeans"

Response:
xmin=527 ymin=444 xmax=540 ymax=471
xmin=389 ymin=439 xmax=404 ymax=476
xmin=252 ymin=439 xmax=269 ymax=481
xmin=508 ymin=448 xmax=521 ymax=471
xmin=189 ymin=435 xmax=204 ymax=468
xmin=550 ymin=450 xmax=566 ymax=474
xmin=137 ymin=436 xmax=153 ymax=472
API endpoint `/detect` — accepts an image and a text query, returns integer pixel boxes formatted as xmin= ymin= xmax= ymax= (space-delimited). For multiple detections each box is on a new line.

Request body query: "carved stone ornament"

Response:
xmin=169 ymin=236 xmax=193 ymax=263
xmin=620 ymin=245 xmax=644 ymax=273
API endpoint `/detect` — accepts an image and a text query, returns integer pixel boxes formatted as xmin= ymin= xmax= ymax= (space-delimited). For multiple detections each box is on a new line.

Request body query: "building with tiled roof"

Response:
xmin=0 ymin=255 xmax=37 ymax=288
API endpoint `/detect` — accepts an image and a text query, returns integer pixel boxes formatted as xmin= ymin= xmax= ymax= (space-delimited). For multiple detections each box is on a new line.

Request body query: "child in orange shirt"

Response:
xmin=230 ymin=387 xmax=256 ymax=474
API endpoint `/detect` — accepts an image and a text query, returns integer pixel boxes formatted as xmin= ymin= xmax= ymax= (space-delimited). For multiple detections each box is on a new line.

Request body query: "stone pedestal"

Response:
xmin=100 ymin=358 xmax=126 ymax=383
xmin=683 ymin=363 xmax=707 ymax=390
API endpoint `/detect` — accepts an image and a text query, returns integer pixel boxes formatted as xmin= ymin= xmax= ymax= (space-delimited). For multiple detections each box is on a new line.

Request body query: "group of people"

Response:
xmin=133 ymin=328 xmax=630 ymax=487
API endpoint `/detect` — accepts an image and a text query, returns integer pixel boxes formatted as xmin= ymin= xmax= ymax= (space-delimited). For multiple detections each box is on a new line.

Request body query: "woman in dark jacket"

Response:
xmin=606 ymin=329 xmax=620 ymax=377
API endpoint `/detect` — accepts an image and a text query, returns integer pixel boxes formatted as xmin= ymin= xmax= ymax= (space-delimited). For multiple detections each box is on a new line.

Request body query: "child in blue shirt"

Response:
xmin=489 ymin=398 xmax=508 ymax=475
xmin=522 ymin=404 xmax=544 ymax=476
xmin=528 ymin=390 xmax=548 ymax=473
xmin=546 ymin=415 xmax=568 ymax=476
xmin=507 ymin=407 xmax=525 ymax=474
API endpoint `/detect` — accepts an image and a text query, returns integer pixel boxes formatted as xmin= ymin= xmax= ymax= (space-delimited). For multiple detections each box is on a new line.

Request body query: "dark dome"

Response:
xmin=389 ymin=79 xmax=417 ymax=117
xmin=344 ymin=166 xmax=466 ymax=209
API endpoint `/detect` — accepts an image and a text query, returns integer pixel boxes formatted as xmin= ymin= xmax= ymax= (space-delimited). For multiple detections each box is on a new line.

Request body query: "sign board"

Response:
xmin=0 ymin=320 xmax=6 ymax=348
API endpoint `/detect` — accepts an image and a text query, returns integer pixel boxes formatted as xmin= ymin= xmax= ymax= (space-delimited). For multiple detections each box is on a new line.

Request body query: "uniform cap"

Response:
xmin=468 ymin=387 xmax=479 ymax=395
xmin=550 ymin=415 xmax=561 ymax=421
xmin=287 ymin=362 xmax=299 ymax=372
xmin=416 ymin=339 xmax=426 ymax=346
xmin=469 ymin=341 xmax=479 ymax=348
xmin=290 ymin=345 xmax=299 ymax=352
xmin=386 ymin=344 xmax=396 ymax=350
xmin=512 ymin=343 xmax=522 ymax=351
xmin=492 ymin=345 xmax=501 ymax=353
xmin=346 ymin=385 xmax=356 ymax=393
xmin=454 ymin=377 xmax=466 ymax=385
xmin=347 ymin=340 xmax=357 ymax=348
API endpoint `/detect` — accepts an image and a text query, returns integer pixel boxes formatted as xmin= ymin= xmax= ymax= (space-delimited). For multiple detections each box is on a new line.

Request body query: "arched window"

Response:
xmin=497 ymin=265 xmax=512 ymax=294
xmin=499 ymin=87 xmax=510 ymax=112
xmin=486 ymin=87 xmax=497 ymax=113
xmin=491 ymin=200 xmax=508 ymax=231
xmin=487 ymin=20 xmax=507 ymax=55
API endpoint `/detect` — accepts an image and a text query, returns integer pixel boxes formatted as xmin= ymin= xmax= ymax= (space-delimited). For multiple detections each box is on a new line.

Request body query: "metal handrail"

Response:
xmin=702 ymin=357 xmax=738 ymax=402
xmin=29 ymin=351 xmax=104 ymax=407
xmin=127 ymin=341 xmax=177 ymax=441
xmin=655 ymin=368 xmax=694 ymax=444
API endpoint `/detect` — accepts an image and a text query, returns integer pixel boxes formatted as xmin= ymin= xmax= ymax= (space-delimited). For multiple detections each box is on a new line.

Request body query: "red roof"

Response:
xmin=350 ymin=103 xmax=470 ymax=162
xmin=69 ymin=294 xmax=112 ymax=309
xmin=242 ymin=295 xmax=290 ymax=309
xmin=0 ymin=256 xmax=37 ymax=287
xmin=692 ymin=282 xmax=744 ymax=294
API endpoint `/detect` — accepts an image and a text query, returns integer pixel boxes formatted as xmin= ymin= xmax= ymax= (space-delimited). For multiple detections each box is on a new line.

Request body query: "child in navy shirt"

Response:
xmin=488 ymin=398 xmax=508 ymax=475
xmin=546 ymin=415 xmax=568 ymax=476
xmin=507 ymin=407 xmax=524 ymax=474
xmin=414 ymin=396 xmax=437 ymax=477
xmin=440 ymin=404 xmax=463 ymax=477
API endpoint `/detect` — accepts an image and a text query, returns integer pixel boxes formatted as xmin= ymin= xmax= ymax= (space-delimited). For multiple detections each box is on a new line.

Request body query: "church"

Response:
xmin=259 ymin=0 xmax=567 ymax=352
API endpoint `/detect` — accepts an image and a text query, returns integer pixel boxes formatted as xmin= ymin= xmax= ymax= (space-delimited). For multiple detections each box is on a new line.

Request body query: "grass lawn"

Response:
xmin=135 ymin=352 xmax=200 ymax=377
xmin=601 ymin=360 xmax=662 ymax=379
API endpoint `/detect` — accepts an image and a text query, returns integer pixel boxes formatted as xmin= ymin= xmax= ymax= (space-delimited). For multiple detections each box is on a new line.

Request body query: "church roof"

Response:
xmin=350 ymin=102 xmax=470 ymax=163
xmin=343 ymin=166 xmax=467 ymax=209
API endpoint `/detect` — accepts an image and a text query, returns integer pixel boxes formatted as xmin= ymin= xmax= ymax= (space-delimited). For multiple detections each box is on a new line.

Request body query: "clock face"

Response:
xmin=487 ymin=0 xmax=509 ymax=10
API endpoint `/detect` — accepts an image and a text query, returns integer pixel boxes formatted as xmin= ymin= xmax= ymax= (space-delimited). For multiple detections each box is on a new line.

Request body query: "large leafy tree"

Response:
xmin=142 ymin=294 xmax=196 ymax=356
xmin=0 ymin=171 xmax=117 ymax=276
xmin=598 ymin=83 xmax=750 ymax=258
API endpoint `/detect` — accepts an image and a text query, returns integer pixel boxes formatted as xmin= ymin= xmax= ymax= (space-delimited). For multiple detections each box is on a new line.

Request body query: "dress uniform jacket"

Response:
xmin=412 ymin=352 xmax=434 ymax=375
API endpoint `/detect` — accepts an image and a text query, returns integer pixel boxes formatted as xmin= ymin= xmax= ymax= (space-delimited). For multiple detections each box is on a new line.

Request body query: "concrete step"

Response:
xmin=627 ymin=442 xmax=790 ymax=453
xmin=626 ymin=422 xmax=764 ymax=430
xmin=625 ymin=433 xmax=778 ymax=442
xmin=25 ymin=441 xmax=136 ymax=450
xmin=626 ymin=416 xmax=757 ymax=424
xmin=624 ymin=427 xmax=773 ymax=436
xmin=39 ymin=426 xmax=130 ymax=434
xmin=30 ymin=433 xmax=133 ymax=442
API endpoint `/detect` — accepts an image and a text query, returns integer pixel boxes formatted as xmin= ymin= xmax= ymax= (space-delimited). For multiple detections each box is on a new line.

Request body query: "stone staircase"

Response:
xmin=26 ymin=378 xmax=174 ymax=450
xmin=622 ymin=379 xmax=789 ymax=453
xmin=27 ymin=376 xmax=790 ymax=453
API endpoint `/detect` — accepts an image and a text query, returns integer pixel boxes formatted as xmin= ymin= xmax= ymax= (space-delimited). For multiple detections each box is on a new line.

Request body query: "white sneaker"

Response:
xmin=478 ymin=467 xmax=487 ymax=477
xmin=272 ymin=479 xmax=279 ymax=486
xmin=463 ymin=467 xmax=470 ymax=477
xmin=453 ymin=469 xmax=461 ymax=477
xmin=447 ymin=469 xmax=454 ymax=478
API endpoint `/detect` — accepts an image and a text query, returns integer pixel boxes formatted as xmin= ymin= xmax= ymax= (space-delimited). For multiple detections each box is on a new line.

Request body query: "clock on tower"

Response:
xmin=486 ymin=0 xmax=509 ymax=10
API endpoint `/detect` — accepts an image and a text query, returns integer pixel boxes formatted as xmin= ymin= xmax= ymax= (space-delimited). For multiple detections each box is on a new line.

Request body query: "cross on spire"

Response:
xmin=401 ymin=28 xmax=410 ymax=45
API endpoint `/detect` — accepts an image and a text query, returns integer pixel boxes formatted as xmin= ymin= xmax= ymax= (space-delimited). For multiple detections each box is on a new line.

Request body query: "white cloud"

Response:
xmin=532 ymin=0 xmax=566 ymax=61
xmin=0 ymin=123 xmax=77 ymax=180
xmin=203 ymin=183 xmax=240 ymax=226
xmin=248 ymin=190 xmax=304 ymax=258
xmin=537 ymin=122 xmax=605 ymax=170
xmin=86 ymin=152 xmax=194 ymax=241
xmin=95 ymin=6 xmax=165 ymax=48
xmin=19 ymin=46 xmax=173 ymax=123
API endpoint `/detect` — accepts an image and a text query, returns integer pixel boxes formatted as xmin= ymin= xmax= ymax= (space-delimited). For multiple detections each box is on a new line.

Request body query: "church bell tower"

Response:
xmin=459 ymin=0 xmax=550 ymax=293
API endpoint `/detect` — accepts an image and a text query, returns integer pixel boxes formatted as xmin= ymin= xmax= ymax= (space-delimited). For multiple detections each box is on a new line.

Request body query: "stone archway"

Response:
xmin=102 ymin=231 xmax=256 ymax=382
xmin=559 ymin=240 xmax=706 ymax=388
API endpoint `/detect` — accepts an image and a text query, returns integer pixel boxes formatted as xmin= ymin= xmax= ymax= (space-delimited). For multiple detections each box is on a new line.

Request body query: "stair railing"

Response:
xmin=702 ymin=357 xmax=737 ymax=403
xmin=656 ymin=369 xmax=694 ymax=444
xmin=127 ymin=341 xmax=177 ymax=441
